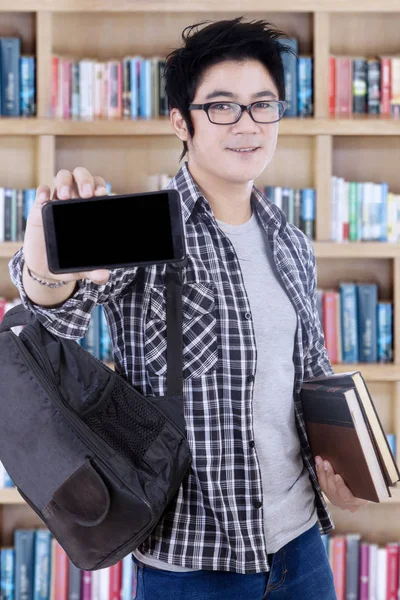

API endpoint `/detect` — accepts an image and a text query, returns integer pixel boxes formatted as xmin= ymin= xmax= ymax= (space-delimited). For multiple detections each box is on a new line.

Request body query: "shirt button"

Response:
xmin=247 ymin=374 xmax=255 ymax=384
xmin=254 ymin=500 xmax=263 ymax=509
xmin=244 ymin=312 xmax=252 ymax=320
xmin=249 ymin=440 xmax=255 ymax=448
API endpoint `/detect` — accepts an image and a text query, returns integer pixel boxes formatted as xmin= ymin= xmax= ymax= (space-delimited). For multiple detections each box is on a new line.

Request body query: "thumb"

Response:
xmin=84 ymin=269 xmax=110 ymax=285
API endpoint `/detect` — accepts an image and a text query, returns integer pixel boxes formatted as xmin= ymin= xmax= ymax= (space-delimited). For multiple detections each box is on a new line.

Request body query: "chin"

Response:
xmin=219 ymin=163 xmax=267 ymax=184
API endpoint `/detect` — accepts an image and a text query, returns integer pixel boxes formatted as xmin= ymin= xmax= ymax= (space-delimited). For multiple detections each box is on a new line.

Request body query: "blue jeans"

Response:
xmin=131 ymin=522 xmax=337 ymax=599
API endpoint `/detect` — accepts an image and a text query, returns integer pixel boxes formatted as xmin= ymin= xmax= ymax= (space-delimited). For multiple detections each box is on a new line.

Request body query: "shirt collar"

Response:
xmin=167 ymin=161 xmax=284 ymax=232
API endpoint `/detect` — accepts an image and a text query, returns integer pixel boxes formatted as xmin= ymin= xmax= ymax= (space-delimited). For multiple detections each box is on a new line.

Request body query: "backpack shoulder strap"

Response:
xmin=0 ymin=303 xmax=36 ymax=333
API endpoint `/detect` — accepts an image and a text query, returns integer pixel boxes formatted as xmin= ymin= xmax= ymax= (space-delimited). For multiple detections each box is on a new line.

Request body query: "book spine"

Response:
xmin=301 ymin=188 xmax=316 ymax=240
xmin=293 ymin=188 xmax=302 ymax=229
xmin=54 ymin=541 xmax=69 ymax=600
xmin=16 ymin=189 xmax=24 ymax=242
xmin=51 ymin=56 xmax=59 ymax=117
xmin=380 ymin=58 xmax=391 ymax=116
xmin=281 ymin=38 xmax=298 ymax=117
xmin=367 ymin=59 xmax=381 ymax=114
xmin=130 ymin=57 xmax=139 ymax=118
xmin=377 ymin=302 xmax=393 ymax=363
xmin=67 ymin=559 xmax=81 ymax=600
xmin=357 ymin=283 xmax=378 ymax=362
xmin=297 ymin=56 xmax=313 ymax=117
xmin=339 ymin=283 xmax=359 ymax=363
xmin=33 ymin=530 xmax=51 ymax=600
xmin=62 ymin=58 xmax=71 ymax=120
xmin=4 ymin=188 xmax=13 ymax=242
xmin=348 ymin=181 xmax=358 ymax=241
xmin=20 ymin=56 xmax=36 ymax=116
xmin=385 ymin=543 xmax=400 ymax=600
xmin=336 ymin=57 xmax=352 ymax=117
xmin=158 ymin=59 xmax=169 ymax=117
xmin=345 ymin=534 xmax=360 ymax=600
xmin=121 ymin=554 xmax=133 ymax=600
xmin=100 ymin=306 xmax=112 ymax=362
xmin=0 ymin=188 xmax=4 ymax=243
xmin=359 ymin=543 xmax=370 ymax=600
xmin=71 ymin=61 xmax=80 ymax=119
xmin=0 ymin=548 xmax=15 ymax=600
xmin=122 ymin=58 xmax=131 ymax=118
xmin=329 ymin=56 xmax=336 ymax=117
xmin=81 ymin=571 xmax=92 ymax=600
xmin=0 ymin=38 xmax=21 ymax=116
xmin=109 ymin=562 xmax=122 ymax=600
xmin=332 ymin=537 xmax=347 ymax=600
xmin=94 ymin=61 xmax=105 ymax=119
xmin=353 ymin=58 xmax=368 ymax=114
xmin=10 ymin=189 xmax=17 ymax=241
xmin=14 ymin=529 xmax=35 ymax=600
xmin=323 ymin=291 xmax=339 ymax=364
xmin=390 ymin=57 xmax=400 ymax=117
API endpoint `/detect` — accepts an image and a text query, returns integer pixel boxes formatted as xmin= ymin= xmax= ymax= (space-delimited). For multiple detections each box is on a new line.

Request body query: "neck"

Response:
xmin=187 ymin=161 xmax=253 ymax=225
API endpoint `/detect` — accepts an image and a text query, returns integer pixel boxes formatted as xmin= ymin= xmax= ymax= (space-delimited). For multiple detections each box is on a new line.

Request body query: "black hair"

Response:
xmin=164 ymin=17 xmax=296 ymax=160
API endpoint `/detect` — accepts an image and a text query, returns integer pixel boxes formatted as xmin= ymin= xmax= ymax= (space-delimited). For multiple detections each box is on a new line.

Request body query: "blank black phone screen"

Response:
xmin=52 ymin=193 xmax=175 ymax=269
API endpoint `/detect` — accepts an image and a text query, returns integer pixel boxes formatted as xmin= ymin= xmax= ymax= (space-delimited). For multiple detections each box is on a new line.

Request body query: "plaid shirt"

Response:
xmin=9 ymin=162 xmax=334 ymax=574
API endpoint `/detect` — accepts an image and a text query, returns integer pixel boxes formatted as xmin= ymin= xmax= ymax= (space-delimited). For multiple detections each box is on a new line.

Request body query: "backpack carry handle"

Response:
xmin=0 ymin=303 xmax=36 ymax=333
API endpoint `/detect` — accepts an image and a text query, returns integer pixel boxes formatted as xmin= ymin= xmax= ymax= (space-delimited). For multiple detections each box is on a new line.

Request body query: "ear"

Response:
xmin=170 ymin=108 xmax=190 ymax=142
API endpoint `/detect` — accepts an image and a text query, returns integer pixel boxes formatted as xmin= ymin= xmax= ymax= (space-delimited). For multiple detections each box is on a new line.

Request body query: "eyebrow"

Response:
xmin=204 ymin=89 xmax=279 ymax=101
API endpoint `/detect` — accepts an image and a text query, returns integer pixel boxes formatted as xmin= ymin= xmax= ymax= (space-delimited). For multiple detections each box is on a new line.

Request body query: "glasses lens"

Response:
xmin=251 ymin=101 xmax=283 ymax=123
xmin=208 ymin=103 xmax=241 ymax=124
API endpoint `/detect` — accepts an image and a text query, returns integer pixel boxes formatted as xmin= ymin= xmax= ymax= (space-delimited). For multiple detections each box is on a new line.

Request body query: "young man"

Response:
xmin=10 ymin=17 xmax=366 ymax=600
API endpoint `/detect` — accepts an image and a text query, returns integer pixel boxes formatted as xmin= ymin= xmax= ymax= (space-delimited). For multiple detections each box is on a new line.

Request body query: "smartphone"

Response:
xmin=42 ymin=189 xmax=186 ymax=274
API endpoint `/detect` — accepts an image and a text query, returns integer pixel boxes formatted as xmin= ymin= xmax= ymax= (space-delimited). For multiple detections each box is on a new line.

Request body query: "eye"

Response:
xmin=211 ymin=103 xmax=233 ymax=111
xmin=255 ymin=102 xmax=274 ymax=109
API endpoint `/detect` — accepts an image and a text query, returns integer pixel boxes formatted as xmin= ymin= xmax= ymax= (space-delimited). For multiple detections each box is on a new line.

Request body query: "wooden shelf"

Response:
xmin=0 ymin=488 xmax=24 ymax=505
xmin=332 ymin=363 xmax=400 ymax=382
xmin=2 ymin=243 xmax=400 ymax=261
xmin=2 ymin=486 xmax=399 ymax=507
xmin=2 ymin=0 xmax=400 ymax=12
xmin=2 ymin=117 xmax=400 ymax=137
xmin=313 ymin=242 xmax=400 ymax=258
xmin=325 ymin=487 xmax=400 ymax=505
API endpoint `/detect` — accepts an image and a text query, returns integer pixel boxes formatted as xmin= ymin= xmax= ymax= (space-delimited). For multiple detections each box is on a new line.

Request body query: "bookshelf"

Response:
xmin=1 ymin=0 xmax=400 ymax=553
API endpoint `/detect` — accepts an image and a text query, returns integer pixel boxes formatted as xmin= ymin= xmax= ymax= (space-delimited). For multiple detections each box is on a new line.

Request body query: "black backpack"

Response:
xmin=0 ymin=264 xmax=191 ymax=570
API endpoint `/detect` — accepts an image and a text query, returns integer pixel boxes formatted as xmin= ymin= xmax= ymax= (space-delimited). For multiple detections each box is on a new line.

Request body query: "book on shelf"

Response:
xmin=0 ymin=37 xmax=36 ymax=117
xmin=51 ymin=54 xmax=169 ymax=121
xmin=329 ymin=54 xmax=400 ymax=118
xmin=331 ymin=176 xmax=399 ymax=243
xmin=301 ymin=370 xmax=400 ymax=503
xmin=323 ymin=533 xmax=400 ymax=600
xmin=264 ymin=185 xmax=316 ymax=240
xmin=0 ymin=529 xmax=135 ymax=600
xmin=318 ymin=283 xmax=393 ymax=365
xmin=280 ymin=38 xmax=313 ymax=118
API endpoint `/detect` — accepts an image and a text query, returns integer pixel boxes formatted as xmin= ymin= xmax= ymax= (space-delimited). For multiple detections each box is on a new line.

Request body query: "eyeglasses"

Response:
xmin=188 ymin=100 xmax=288 ymax=125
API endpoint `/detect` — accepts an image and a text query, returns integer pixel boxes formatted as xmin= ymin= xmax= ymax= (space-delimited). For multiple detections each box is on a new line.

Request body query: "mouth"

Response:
xmin=227 ymin=147 xmax=260 ymax=154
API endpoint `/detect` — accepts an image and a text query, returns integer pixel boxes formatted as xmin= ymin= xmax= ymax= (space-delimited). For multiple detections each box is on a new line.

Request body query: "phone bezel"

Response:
xmin=42 ymin=189 xmax=187 ymax=274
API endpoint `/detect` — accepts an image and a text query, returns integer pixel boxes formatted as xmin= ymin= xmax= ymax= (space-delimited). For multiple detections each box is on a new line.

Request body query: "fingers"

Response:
xmin=53 ymin=168 xmax=107 ymax=201
xmin=72 ymin=166 xmax=96 ymax=198
xmin=53 ymin=169 xmax=76 ymax=200
xmin=93 ymin=176 xmax=108 ymax=196
xmin=315 ymin=456 xmax=328 ymax=490
xmin=83 ymin=269 xmax=110 ymax=285
xmin=34 ymin=185 xmax=51 ymax=207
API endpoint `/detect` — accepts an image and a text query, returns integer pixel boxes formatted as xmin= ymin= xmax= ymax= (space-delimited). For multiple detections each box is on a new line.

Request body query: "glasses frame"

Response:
xmin=188 ymin=100 xmax=288 ymax=125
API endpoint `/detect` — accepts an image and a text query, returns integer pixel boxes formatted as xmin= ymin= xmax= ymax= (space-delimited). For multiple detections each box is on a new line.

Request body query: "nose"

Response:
xmin=231 ymin=107 xmax=260 ymax=133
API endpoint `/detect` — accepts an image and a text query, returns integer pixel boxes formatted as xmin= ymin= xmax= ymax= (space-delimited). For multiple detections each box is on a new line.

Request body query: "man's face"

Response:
xmin=186 ymin=59 xmax=280 ymax=185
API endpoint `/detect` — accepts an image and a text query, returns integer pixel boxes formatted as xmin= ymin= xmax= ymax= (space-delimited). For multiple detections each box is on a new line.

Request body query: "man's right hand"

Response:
xmin=23 ymin=167 xmax=111 ymax=285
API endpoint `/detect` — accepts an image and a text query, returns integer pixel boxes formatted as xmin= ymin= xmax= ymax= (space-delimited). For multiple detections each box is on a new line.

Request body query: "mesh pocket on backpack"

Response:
xmin=81 ymin=376 xmax=166 ymax=468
